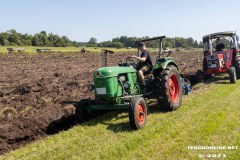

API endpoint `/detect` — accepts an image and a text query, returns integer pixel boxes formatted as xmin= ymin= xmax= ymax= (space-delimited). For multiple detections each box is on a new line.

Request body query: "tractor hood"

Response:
xmin=94 ymin=67 xmax=136 ymax=78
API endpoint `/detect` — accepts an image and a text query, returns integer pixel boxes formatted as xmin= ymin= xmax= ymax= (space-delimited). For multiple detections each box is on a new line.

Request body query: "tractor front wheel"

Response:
xmin=129 ymin=97 xmax=147 ymax=130
xmin=229 ymin=66 xmax=237 ymax=83
xmin=75 ymin=99 xmax=91 ymax=123
xmin=236 ymin=54 xmax=240 ymax=79
xmin=236 ymin=65 xmax=240 ymax=79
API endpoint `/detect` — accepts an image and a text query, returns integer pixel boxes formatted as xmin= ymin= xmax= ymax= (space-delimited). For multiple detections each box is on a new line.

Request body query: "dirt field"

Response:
xmin=0 ymin=51 xmax=202 ymax=155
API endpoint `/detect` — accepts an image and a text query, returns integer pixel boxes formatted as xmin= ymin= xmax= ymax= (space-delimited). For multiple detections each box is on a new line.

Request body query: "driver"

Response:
xmin=131 ymin=42 xmax=153 ymax=85
xmin=215 ymin=38 xmax=225 ymax=51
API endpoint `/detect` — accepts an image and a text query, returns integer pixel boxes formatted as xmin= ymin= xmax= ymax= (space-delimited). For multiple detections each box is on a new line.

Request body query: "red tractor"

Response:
xmin=196 ymin=31 xmax=240 ymax=83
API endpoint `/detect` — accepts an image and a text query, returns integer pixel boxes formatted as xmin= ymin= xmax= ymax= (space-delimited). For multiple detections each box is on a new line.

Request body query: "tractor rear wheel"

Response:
xmin=129 ymin=97 xmax=147 ymax=130
xmin=229 ymin=66 xmax=237 ymax=84
xmin=75 ymin=99 xmax=91 ymax=123
xmin=236 ymin=55 xmax=240 ymax=79
xmin=155 ymin=65 xmax=182 ymax=111
xmin=236 ymin=65 xmax=240 ymax=79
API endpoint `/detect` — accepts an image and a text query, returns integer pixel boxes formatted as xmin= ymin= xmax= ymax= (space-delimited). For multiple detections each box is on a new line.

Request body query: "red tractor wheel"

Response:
xmin=155 ymin=65 xmax=182 ymax=111
xmin=129 ymin=97 xmax=147 ymax=130
xmin=169 ymin=74 xmax=180 ymax=103
xmin=229 ymin=66 xmax=237 ymax=84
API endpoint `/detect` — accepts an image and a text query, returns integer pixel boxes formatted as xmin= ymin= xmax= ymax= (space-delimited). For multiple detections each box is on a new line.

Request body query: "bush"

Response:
xmin=113 ymin=42 xmax=124 ymax=48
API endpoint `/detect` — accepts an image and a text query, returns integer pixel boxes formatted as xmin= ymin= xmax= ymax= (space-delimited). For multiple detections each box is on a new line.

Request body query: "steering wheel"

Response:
xmin=118 ymin=59 xmax=123 ymax=66
xmin=126 ymin=57 xmax=136 ymax=67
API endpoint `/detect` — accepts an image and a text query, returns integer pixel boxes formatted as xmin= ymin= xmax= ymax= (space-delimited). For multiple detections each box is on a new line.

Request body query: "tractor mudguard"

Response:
xmin=153 ymin=58 xmax=179 ymax=71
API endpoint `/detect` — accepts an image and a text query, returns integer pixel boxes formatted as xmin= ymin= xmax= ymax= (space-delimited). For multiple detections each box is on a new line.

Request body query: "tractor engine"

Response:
xmin=92 ymin=67 xmax=139 ymax=104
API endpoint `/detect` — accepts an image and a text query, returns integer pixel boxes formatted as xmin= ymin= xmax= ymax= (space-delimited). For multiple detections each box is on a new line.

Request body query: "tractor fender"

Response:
xmin=164 ymin=61 xmax=179 ymax=70
xmin=153 ymin=59 xmax=179 ymax=71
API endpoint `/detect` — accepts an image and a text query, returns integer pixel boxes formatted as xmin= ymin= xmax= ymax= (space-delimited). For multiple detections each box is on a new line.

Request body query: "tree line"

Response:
xmin=0 ymin=29 xmax=203 ymax=48
xmin=87 ymin=36 xmax=203 ymax=49
xmin=0 ymin=29 xmax=82 ymax=47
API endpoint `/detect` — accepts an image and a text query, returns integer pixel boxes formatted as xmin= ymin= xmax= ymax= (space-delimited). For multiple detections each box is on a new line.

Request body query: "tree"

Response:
xmin=7 ymin=29 xmax=17 ymax=34
xmin=62 ymin=36 xmax=71 ymax=47
xmin=112 ymin=42 xmax=124 ymax=48
xmin=164 ymin=41 xmax=172 ymax=48
xmin=32 ymin=35 xmax=40 ymax=46
xmin=175 ymin=37 xmax=183 ymax=48
xmin=8 ymin=32 xmax=20 ymax=46
xmin=3 ymin=39 xmax=9 ymax=45
xmin=193 ymin=40 xmax=199 ymax=48
xmin=198 ymin=41 xmax=203 ymax=48
xmin=0 ymin=32 xmax=9 ymax=46
xmin=88 ymin=37 xmax=97 ymax=44
xmin=186 ymin=37 xmax=194 ymax=48
xmin=22 ymin=39 xmax=32 ymax=46
xmin=147 ymin=40 xmax=158 ymax=48
xmin=98 ymin=41 xmax=111 ymax=47
xmin=40 ymin=31 xmax=47 ymax=35
xmin=0 ymin=29 xmax=202 ymax=49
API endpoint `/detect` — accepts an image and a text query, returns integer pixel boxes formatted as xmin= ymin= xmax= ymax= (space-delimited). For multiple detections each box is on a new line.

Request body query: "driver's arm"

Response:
xmin=131 ymin=55 xmax=146 ymax=62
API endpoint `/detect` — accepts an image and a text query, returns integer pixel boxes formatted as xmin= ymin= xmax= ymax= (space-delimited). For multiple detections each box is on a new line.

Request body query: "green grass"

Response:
xmin=0 ymin=46 xmax=140 ymax=54
xmin=1 ymin=79 xmax=240 ymax=160
xmin=0 ymin=46 xmax=201 ymax=54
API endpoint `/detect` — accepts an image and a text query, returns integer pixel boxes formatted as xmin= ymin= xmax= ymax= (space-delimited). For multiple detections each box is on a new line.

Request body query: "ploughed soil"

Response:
xmin=0 ymin=50 xmax=202 ymax=155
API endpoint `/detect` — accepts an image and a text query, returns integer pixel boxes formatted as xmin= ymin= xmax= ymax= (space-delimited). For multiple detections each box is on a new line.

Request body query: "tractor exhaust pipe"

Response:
xmin=102 ymin=49 xmax=114 ymax=67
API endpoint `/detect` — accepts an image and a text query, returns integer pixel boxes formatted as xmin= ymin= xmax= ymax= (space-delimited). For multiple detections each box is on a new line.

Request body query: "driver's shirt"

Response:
xmin=215 ymin=43 xmax=225 ymax=51
xmin=140 ymin=50 xmax=153 ymax=67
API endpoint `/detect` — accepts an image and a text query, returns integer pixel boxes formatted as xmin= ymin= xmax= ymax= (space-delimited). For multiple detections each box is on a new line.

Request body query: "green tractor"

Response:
xmin=76 ymin=36 xmax=182 ymax=130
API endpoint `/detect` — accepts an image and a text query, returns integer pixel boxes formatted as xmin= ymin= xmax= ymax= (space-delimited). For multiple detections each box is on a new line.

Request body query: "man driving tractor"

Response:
xmin=215 ymin=38 xmax=225 ymax=51
xmin=131 ymin=42 xmax=153 ymax=85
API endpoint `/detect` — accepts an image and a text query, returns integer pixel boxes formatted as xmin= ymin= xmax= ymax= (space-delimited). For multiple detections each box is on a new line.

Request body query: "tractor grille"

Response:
xmin=207 ymin=55 xmax=219 ymax=68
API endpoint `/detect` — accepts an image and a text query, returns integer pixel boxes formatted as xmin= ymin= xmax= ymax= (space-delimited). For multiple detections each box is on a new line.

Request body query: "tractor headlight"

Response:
xmin=95 ymin=71 xmax=101 ymax=78
xmin=87 ymin=84 xmax=94 ymax=91
xmin=123 ymin=81 xmax=130 ymax=89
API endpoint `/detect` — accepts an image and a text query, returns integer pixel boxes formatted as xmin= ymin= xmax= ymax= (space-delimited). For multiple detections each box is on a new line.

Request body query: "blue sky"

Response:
xmin=0 ymin=0 xmax=240 ymax=42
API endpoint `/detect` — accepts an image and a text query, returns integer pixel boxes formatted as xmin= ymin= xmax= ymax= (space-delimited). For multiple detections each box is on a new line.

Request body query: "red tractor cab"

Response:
xmin=196 ymin=31 xmax=240 ymax=83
